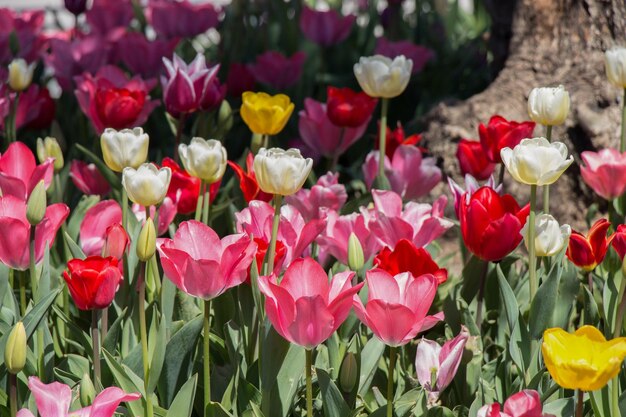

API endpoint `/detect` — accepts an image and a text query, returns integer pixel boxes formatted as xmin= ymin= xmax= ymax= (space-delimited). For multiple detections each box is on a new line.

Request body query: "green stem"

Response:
xmin=543 ymin=125 xmax=552 ymax=214
xmin=121 ymin=187 xmax=129 ymax=232
xmin=475 ymin=261 xmax=488 ymax=329
xmin=613 ymin=377 xmax=622 ymax=417
xmin=195 ymin=182 xmax=205 ymax=222
xmin=30 ymin=229 xmax=44 ymax=379
xmin=529 ymin=185 xmax=538 ymax=302
xmin=101 ymin=308 xmax=108 ymax=341
xmin=18 ymin=270 xmax=26 ymax=316
xmin=266 ymin=194 xmax=283 ymax=275
xmin=306 ymin=349 xmax=313 ymax=417
xmin=498 ymin=163 xmax=505 ymax=188
xmin=614 ymin=274 xmax=626 ymax=338
xmin=203 ymin=299 xmax=212 ymax=417
xmin=91 ymin=309 xmax=101 ymax=389
xmin=576 ymin=389 xmax=584 ymax=417
xmin=378 ymin=98 xmax=389 ymax=181
xmin=7 ymin=93 xmax=18 ymax=143
xmin=387 ymin=346 xmax=397 ymax=417
xmin=54 ymin=173 xmax=63 ymax=204
xmin=621 ymin=88 xmax=626 ymax=153
xmin=9 ymin=373 xmax=17 ymax=417
xmin=138 ymin=264 xmax=153 ymax=417
xmin=202 ymin=182 xmax=210 ymax=225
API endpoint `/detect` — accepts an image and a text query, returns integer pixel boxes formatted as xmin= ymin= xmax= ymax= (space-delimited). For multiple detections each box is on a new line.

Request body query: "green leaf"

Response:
xmin=460 ymin=256 xmax=486 ymax=303
xmin=583 ymin=286 xmax=599 ymax=325
xmin=206 ymin=402 xmax=234 ymax=417
xmin=496 ymin=265 xmax=519 ymax=332
xmin=64 ymin=231 xmax=86 ymax=260
xmin=103 ymin=349 xmax=146 ymax=417
xmin=75 ymin=144 xmax=121 ymax=191
xmin=165 ymin=374 xmax=197 ymax=417
xmin=148 ymin=309 xmax=167 ymax=394
xmin=543 ymin=397 xmax=575 ymax=417
xmin=529 ymin=260 xmax=561 ymax=339
xmin=66 ymin=195 xmax=100 ymax=242
xmin=358 ymin=337 xmax=385 ymax=396
xmin=317 ymin=368 xmax=350 ymax=417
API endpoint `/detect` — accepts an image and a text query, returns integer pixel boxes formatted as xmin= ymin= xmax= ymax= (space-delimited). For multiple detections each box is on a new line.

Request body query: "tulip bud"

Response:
xmin=347 ymin=233 xmax=364 ymax=271
xmin=137 ymin=218 xmax=156 ymax=262
xmin=605 ymin=47 xmax=626 ymax=88
xmin=4 ymin=322 xmax=26 ymax=374
xmin=8 ymin=58 xmax=34 ymax=92
xmin=178 ymin=138 xmax=228 ymax=184
xmin=37 ymin=137 xmax=64 ymax=172
xmin=339 ymin=352 xmax=358 ymax=392
xmin=217 ymin=100 xmax=234 ymax=133
xmin=122 ymin=163 xmax=172 ymax=207
xmin=527 ymin=85 xmax=570 ymax=126
xmin=253 ymin=147 xmax=313 ymax=196
xmin=103 ymin=224 xmax=129 ymax=259
xmin=79 ymin=373 xmax=96 ymax=407
xmin=621 ymin=256 xmax=626 ymax=279
xmin=101 ymin=127 xmax=149 ymax=173
xmin=27 ymin=180 xmax=47 ymax=225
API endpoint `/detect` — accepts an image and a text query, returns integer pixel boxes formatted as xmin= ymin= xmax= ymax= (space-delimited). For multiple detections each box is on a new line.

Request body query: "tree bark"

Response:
xmin=422 ymin=0 xmax=626 ymax=227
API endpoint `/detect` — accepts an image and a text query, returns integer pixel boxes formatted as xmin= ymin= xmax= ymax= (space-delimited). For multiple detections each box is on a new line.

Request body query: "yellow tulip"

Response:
xmin=542 ymin=326 xmax=626 ymax=391
xmin=240 ymin=92 xmax=294 ymax=135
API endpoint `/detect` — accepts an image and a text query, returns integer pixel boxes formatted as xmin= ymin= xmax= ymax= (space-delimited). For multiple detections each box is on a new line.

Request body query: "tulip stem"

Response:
xmin=195 ymin=182 xmax=205 ymax=222
xmin=138 ymin=264 xmax=153 ymax=417
xmin=305 ymin=349 xmax=313 ymax=417
xmin=121 ymin=187 xmax=129 ymax=231
xmin=543 ymin=125 xmax=552 ymax=214
xmin=101 ymin=308 xmax=108 ymax=341
xmin=30 ymin=230 xmax=45 ymax=379
xmin=203 ymin=299 xmax=212 ymax=417
xmin=387 ymin=346 xmax=397 ymax=417
xmin=621 ymin=88 xmax=626 ymax=153
xmin=476 ymin=261 xmax=488 ymax=329
xmin=612 ymin=377 xmax=622 ymax=417
xmin=6 ymin=93 xmax=18 ymax=143
xmin=202 ymin=182 xmax=210 ymax=225
xmin=91 ymin=309 xmax=101 ymax=389
xmin=528 ymin=185 xmax=538 ymax=302
xmin=18 ymin=270 xmax=26 ymax=316
xmin=576 ymin=389 xmax=584 ymax=417
xmin=614 ymin=274 xmax=626 ymax=338
xmin=377 ymin=98 xmax=390 ymax=183
xmin=174 ymin=114 xmax=187 ymax=163
xmin=9 ymin=373 xmax=17 ymax=417
xmin=266 ymin=194 xmax=283 ymax=275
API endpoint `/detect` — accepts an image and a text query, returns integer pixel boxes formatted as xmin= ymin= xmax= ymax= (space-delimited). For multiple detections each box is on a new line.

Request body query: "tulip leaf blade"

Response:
xmin=165 ymin=374 xmax=197 ymax=417
xmin=529 ymin=259 xmax=561 ymax=339
xmin=317 ymin=367 xmax=350 ymax=417
xmin=496 ymin=265 xmax=519 ymax=331
xmin=148 ymin=308 xmax=167 ymax=394
xmin=102 ymin=349 xmax=146 ymax=417
xmin=357 ymin=337 xmax=386 ymax=396
xmin=542 ymin=397 xmax=575 ymax=417
xmin=64 ymin=231 xmax=86 ymax=260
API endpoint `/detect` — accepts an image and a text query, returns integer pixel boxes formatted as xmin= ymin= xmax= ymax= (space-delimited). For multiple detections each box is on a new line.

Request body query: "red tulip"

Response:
xmin=566 ymin=219 xmax=613 ymax=271
xmin=478 ymin=390 xmax=552 ymax=417
xmin=252 ymin=237 xmax=287 ymax=277
xmin=63 ymin=256 xmax=123 ymax=310
xmin=478 ymin=115 xmax=536 ymax=164
xmin=326 ymin=86 xmax=377 ymax=128
xmin=375 ymin=239 xmax=447 ymax=284
xmin=612 ymin=224 xmax=626 ymax=260
xmin=375 ymin=122 xmax=423 ymax=159
xmin=228 ymin=153 xmax=272 ymax=203
xmin=457 ymin=139 xmax=496 ymax=180
xmin=459 ymin=186 xmax=529 ymax=261
xmin=161 ymin=157 xmax=205 ymax=215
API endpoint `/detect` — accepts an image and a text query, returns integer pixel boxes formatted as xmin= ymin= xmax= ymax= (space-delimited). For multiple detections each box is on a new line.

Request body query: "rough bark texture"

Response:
xmin=423 ymin=0 xmax=626 ymax=228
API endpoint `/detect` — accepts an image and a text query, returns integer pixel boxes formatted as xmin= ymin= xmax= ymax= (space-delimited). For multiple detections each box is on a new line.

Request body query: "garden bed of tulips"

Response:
xmin=3 ymin=2 xmax=626 ymax=417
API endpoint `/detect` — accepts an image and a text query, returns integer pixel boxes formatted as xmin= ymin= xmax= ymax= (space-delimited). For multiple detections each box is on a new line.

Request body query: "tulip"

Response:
xmin=4 ymin=322 xmax=26 ymax=374
xmin=415 ymin=326 xmax=469 ymax=405
xmin=146 ymin=0 xmax=219 ymax=39
xmin=64 ymin=0 xmax=87 ymax=15
xmin=8 ymin=58 xmax=34 ymax=91
xmin=248 ymin=51 xmax=306 ymax=90
xmin=299 ymin=6 xmax=356 ymax=47
xmin=353 ymin=55 xmax=413 ymax=99
xmin=15 ymin=85 xmax=56 ymax=131
xmin=36 ymin=137 xmax=63 ymax=172
xmin=63 ymin=256 xmax=123 ymax=310
xmin=566 ymin=218 xmax=613 ymax=271
xmin=226 ymin=63 xmax=256 ymax=97
xmin=122 ymin=163 xmax=171 ymax=207
xmin=16 ymin=376 xmax=140 ymax=417
xmin=161 ymin=157 xmax=202 ymax=215
xmin=101 ymin=127 xmax=150 ymax=173
xmin=527 ymin=85 xmax=570 ymax=126
xmin=117 ymin=32 xmax=178 ymax=79
xmin=612 ymin=224 xmax=626 ymax=260
xmin=478 ymin=390 xmax=553 ymax=417
xmin=347 ymin=233 xmax=365 ymax=271
xmin=240 ymin=92 xmax=294 ymax=136
xmin=178 ymin=137 xmax=227 ymax=184
xmin=326 ymin=86 xmax=378 ymax=128
xmin=376 ymin=122 xmax=423 ymax=159
xmin=228 ymin=153 xmax=272 ymax=203
xmin=580 ymin=148 xmax=626 ymax=200
xmin=501 ymin=138 xmax=573 ymax=186
xmin=478 ymin=115 xmax=536 ymax=164
xmin=79 ymin=374 xmax=96 ymax=407
xmin=374 ymin=38 xmax=434 ymax=74
xmin=375 ymin=239 xmax=447 ymax=284
xmin=521 ymin=214 xmax=571 ymax=257
xmin=26 ymin=181 xmax=46 ymax=226
xmin=285 ymin=172 xmax=347 ymax=222
xmin=47 ymin=36 xmax=110 ymax=91
xmin=605 ymin=47 xmax=626 ymax=88
xmin=137 ymin=219 xmax=156 ymax=262
xmin=85 ymin=0 xmax=134 ymax=34
xmin=448 ymin=174 xmax=501 ymax=219
xmin=253 ymin=147 xmax=313 ymax=196
xmin=0 ymin=141 xmax=54 ymax=200
xmin=102 ymin=224 xmax=129 ymax=260
xmin=456 ymin=139 xmax=496 ymax=181
xmin=70 ymin=160 xmax=111 ymax=196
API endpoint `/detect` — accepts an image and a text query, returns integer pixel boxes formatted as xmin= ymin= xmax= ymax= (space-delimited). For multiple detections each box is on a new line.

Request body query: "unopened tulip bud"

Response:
xmin=79 ymin=373 xmax=96 ymax=407
xmin=8 ymin=58 xmax=34 ymax=91
xmin=103 ymin=224 xmax=129 ymax=259
xmin=4 ymin=322 xmax=26 ymax=374
xmin=218 ymin=100 xmax=233 ymax=132
xmin=27 ymin=180 xmax=47 ymax=225
xmin=347 ymin=233 xmax=364 ymax=271
xmin=137 ymin=218 xmax=156 ymax=262
xmin=339 ymin=352 xmax=358 ymax=392
xmin=37 ymin=137 xmax=64 ymax=172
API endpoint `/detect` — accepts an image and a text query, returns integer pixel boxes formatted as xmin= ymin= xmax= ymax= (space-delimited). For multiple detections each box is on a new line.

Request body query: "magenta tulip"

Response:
xmin=478 ymin=390 xmax=554 ymax=417
xmin=146 ymin=0 xmax=219 ymax=39
xmin=285 ymin=172 xmax=347 ymax=222
xmin=79 ymin=200 xmax=122 ymax=256
xmin=159 ymin=220 xmax=257 ymax=300
xmin=375 ymin=37 xmax=434 ymax=74
xmin=249 ymin=51 xmax=306 ymax=90
xmin=86 ymin=0 xmax=134 ymax=34
xmin=70 ymin=160 xmax=111 ymax=196
xmin=299 ymin=6 xmax=356 ymax=47
xmin=117 ymin=31 xmax=178 ymax=78
xmin=258 ymin=257 xmax=363 ymax=349
xmin=580 ymin=148 xmax=626 ymax=200
xmin=0 ymin=141 xmax=54 ymax=200
xmin=353 ymin=269 xmax=442 ymax=346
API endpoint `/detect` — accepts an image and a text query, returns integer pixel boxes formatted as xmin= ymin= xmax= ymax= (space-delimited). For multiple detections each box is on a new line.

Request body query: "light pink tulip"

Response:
xmin=580 ymin=148 xmax=626 ymax=200
xmin=132 ymin=197 xmax=177 ymax=236
xmin=0 ymin=195 xmax=69 ymax=270
xmin=415 ymin=326 xmax=470 ymax=404
xmin=159 ymin=220 xmax=257 ymax=300
xmin=285 ymin=172 xmax=347 ymax=222
xmin=299 ymin=6 xmax=356 ymax=47
xmin=447 ymin=174 xmax=500 ymax=219
xmin=0 ymin=141 xmax=54 ymax=200
xmin=70 ymin=160 xmax=111 ymax=196
xmin=79 ymin=200 xmax=122 ymax=256
xmin=368 ymin=189 xmax=452 ymax=249
xmin=16 ymin=376 xmax=140 ymax=417
xmin=299 ymin=98 xmax=369 ymax=159
xmin=478 ymin=390 xmax=554 ymax=417
xmin=102 ymin=223 xmax=129 ymax=260
xmin=363 ymin=145 xmax=441 ymax=200
xmin=353 ymin=269 xmax=442 ymax=347
xmin=258 ymin=257 xmax=363 ymax=349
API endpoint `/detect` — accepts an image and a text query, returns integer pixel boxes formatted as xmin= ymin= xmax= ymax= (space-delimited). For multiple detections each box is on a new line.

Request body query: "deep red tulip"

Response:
xmin=15 ymin=85 xmax=56 ymax=131
xmin=252 ymin=237 xmax=287 ymax=277
xmin=161 ymin=157 xmax=204 ymax=215
xmin=95 ymin=87 xmax=146 ymax=130
xmin=70 ymin=160 xmax=111 ymax=196
xmin=64 ymin=0 xmax=87 ymax=15
xmin=228 ymin=153 xmax=272 ymax=203
xmin=478 ymin=115 xmax=536 ymax=164
xmin=63 ymin=256 xmax=123 ymax=310
xmin=457 ymin=139 xmax=496 ymax=180
xmin=375 ymin=239 xmax=447 ymax=284
xmin=459 ymin=187 xmax=529 ymax=261
xmin=612 ymin=224 xmax=626 ymax=260
xmin=375 ymin=122 xmax=423 ymax=159
xmin=326 ymin=86 xmax=378 ymax=128
xmin=567 ymin=219 xmax=613 ymax=271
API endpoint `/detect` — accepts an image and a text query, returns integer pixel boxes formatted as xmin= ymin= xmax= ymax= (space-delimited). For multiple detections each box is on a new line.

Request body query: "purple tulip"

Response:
xmin=299 ymin=6 xmax=356 ymax=47
xmin=147 ymin=0 xmax=219 ymax=39
xmin=249 ymin=51 xmax=306 ymax=90
xmin=86 ymin=0 xmax=134 ymax=35
xmin=117 ymin=31 xmax=178 ymax=78
xmin=375 ymin=37 xmax=434 ymax=74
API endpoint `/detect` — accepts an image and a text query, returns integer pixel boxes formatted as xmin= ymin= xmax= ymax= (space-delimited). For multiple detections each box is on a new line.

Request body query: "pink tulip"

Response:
xmin=79 ymin=200 xmax=122 ymax=256
xmin=102 ymin=223 xmax=129 ymax=259
xmin=116 ymin=31 xmax=178 ymax=78
xmin=363 ymin=145 xmax=442 ymax=200
xmin=447 ymin=174 xmax=500 ymax=219
xmin=285 ymin=172 xmax=347 ymax=222
xmin=353 ymin=269 xmax=443 ymax=346
xmin=0 ymin=9 xmax=46 ymax=65
xmin=299 ymin=6 xmax=356 ymax=47
xmin=258 ymin=257 xmax=363 ymax=349
xmin=132 ymin=197 xmax=177 ymax=236
xmin=298 ymin=98 xmax=369 ymax=159
xmin=146 ymin=0 xmax=219 ymax=39
xmin=478 ymin=390 xmax=554 ymax=417
xmin=580 ymin=148 xmax=626 ymax=200
xmin=70 ymin=160 xmax=111 ymax=196
xmin=0 ymin=195 xmax=69 ymax=270
xmin=375 ymin=37 xmax=434 ymax=74
xmin=86 ymin=0 xmax=134 ymax=35
xmin=16 ymin=376 xmax=140 ymax=417
xmin=369 ymin=189 xmax=453 ymax=249
xmin=415 ymin=326 xmax=470 ymax=404
xmin=0 ymin=142 xmax=54 ymax=200
xmin=236 ymin=200 xmax=325 ymax=272
xmin=249 ymin=51 xmax=306 ymax=90
xmin=159 ymin=220 xmax=257 ymax=300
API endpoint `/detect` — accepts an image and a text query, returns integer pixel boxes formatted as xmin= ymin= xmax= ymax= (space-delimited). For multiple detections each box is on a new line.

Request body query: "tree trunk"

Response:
xmin=423 ymin=0 xmax=626 ymax=227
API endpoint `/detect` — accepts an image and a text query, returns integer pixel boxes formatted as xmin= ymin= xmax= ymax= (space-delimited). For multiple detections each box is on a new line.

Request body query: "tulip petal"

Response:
xmin=0 ymin=217 xmax=30 ymax=270
xmin=287 ymin=295 xmax=335 ymax=348
xmin=280 ymin=258 xmax=330 ymax=301
xmin=83 ymin=386 xmax=141 ymax=417
xmin=80 ymin=200 xmax=123 ymax=256
xmin=363 ymin=300 xmax=417 ymax=346
xmin=27 ymin=376 xmax=72 ymax=417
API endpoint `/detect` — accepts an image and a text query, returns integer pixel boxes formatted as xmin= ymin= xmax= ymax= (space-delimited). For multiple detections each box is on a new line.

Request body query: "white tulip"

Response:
xmin=521 ymin=214 xmax=571 ymax=257
xmin=253 ymin=147 xmax=313 ymax=196
xmin=101 ymin=127 xmax=149 ymax=172
xmin=8 ymin=58 xmax=34 ymax=91
xmin=353 ymin=55 xmax=413 ymax=98
xmin=527 ymin=85 xmax=570 ymax=126
xmin=178 ymin=137 xmax=227 ymax=184
xmin=501 ymin=137 xmax=574 ymax=186
xmin=122 ymin=163 xmax=171 ymax=207
xmin=605 ymin=47 xmax=626 ymax=88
